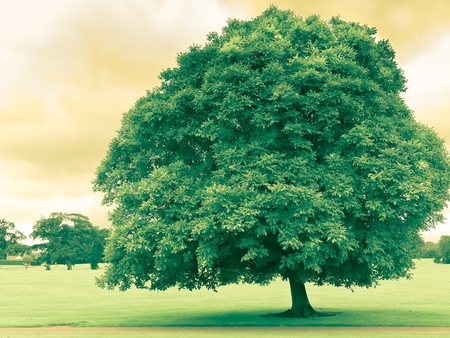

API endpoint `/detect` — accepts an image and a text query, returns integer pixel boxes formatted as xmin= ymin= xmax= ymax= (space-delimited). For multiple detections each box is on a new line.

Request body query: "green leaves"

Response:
xmin=0 ymin=219 xmax=25 ymax=259
xmin=31 ymin=213 xmax=108 ymax=269
xmin=434 ymin=236 xmax=450 ymax=264
xmin=94 ymin=6 xmax=450 ymax=292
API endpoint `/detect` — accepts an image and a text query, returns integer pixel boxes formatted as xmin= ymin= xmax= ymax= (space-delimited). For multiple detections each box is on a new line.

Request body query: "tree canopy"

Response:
xmin=93 ymin=7 xmax=450 ymax=317
xmin=0 ymin=219 xmax=25 ymax=259
xmin=31 ymin=212 xmax=109 ymax=270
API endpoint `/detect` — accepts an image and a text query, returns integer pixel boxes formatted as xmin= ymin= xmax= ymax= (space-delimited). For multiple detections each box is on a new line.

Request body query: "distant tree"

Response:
xmin=5 ymin=242 xmax=29 ymax=257
xmin=0 ymin=219 xmax=25 ymax=259
xmin=22 ymin=251 xmax=43 ymax=266
xmin=22 ymin=252 xmax=35 ymax=266
xmin=93 ymin=7 xmax=450 ymax=317
xmin=30 ymin=213 xmax=107 ymax=270
xmin=411 ymin=236 xmax=439 ymax=259
xmin=420 ymin=240 xmax=439 ymax=259
xmin=434 ymin=236 xmax=450 ymax=264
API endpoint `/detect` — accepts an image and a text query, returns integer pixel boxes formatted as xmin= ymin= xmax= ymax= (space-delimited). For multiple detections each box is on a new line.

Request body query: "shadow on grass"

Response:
xmin=111 ymin=308 xmax=450 ymax=328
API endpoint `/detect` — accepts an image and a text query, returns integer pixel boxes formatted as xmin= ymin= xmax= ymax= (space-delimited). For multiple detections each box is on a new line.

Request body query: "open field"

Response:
xmin=0 ymin=259 xmax=449 ymax=337
xmin=2 ymin=326 xmax=450 ymax=338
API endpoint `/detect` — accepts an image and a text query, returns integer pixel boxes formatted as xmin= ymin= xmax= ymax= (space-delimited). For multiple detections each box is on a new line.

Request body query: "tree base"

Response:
xmin=267 ymin=305 xmax=336 ymax=318
xmin=262 ymin=305 xmax=337 ymax=318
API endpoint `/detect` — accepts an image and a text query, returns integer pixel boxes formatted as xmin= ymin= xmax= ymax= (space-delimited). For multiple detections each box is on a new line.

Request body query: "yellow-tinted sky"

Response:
xmin=1 ymin=0 xmax=449 ymax=242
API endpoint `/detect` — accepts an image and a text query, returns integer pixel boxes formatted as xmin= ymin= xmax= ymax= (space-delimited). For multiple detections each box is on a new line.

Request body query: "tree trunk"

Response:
xmin=275 ymin=273 xmax=335 ymax=318
xmin=66 ymin=260 xmax=72 ymax=270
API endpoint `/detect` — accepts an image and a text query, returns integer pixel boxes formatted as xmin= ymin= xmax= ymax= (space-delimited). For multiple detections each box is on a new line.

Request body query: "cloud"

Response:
xmin=1 ymin=0 xmax=449 ymax=241
xmin=0 ymin=192 xmax=110 ymax=238
xmin=402 ymin=34 xmax=450 ymax=108
xmin=0 ymin=0 xmax=244 ymax=181
xmin=8 ymin=0 xmax=447 ymax=189
xmin=402 ymin=34 xmax=450 ymax=145
xmin=0 ymin=0 xmax=245 ymax=230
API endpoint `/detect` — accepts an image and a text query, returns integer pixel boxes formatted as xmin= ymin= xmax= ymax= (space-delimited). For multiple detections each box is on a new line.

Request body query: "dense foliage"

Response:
xmin=414 ymin=237 xmax=438 ymax=259
xmin=93 ymin=7 xmax=450 ymax=316
xmin=0 ymin=219 xmax=25 ymax=259
xmin=31 ymin=213 xmax=109 ymax=270
xmin=434 ymin=235 xmax=450 ymax=264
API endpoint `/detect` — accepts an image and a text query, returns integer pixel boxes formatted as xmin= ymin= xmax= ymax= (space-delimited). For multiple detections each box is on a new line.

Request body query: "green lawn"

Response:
xmin=0 ymin=259 xmax=449 ymax=329
xmin=1 ymin=327 xmax=449 ymax=338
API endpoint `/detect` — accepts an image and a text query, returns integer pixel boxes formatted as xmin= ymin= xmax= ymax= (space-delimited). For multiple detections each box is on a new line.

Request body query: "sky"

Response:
xmin=1 ymin=0 xmax=449 ymax=242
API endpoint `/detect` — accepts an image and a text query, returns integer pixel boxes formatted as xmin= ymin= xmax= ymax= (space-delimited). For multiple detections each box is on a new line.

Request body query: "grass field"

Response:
xmin=0 ymin=259 xmax=449 ymax=337
xmin=1 ymin=327 xmax=450 ymax=338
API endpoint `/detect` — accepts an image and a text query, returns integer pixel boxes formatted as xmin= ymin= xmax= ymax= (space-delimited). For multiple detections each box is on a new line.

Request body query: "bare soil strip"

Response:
xmin=1 ymin=326 xmax=450 ymax=334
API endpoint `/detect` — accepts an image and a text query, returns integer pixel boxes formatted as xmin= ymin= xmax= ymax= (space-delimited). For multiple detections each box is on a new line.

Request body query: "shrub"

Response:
xmin=0 ymin=260 xmax=23 ymax=265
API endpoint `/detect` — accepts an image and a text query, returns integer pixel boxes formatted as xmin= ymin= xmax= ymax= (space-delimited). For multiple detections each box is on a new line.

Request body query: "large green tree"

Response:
xmin=93 ymin=7 xmax=450 ymax=317
xmin=0 ymin=219 xmax=25 ymax=259
xmin=31 ymin=213 xmax=108 ymax=270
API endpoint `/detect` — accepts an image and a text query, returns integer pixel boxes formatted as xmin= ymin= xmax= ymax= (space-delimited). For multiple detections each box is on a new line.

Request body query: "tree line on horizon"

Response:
xmin=416 ymin=235 xmax=450 ymax=264
xmin=2 ymin=215 xmax=449 ymax=267
xmin=0 ymin=213 xmax=110 ymax=270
